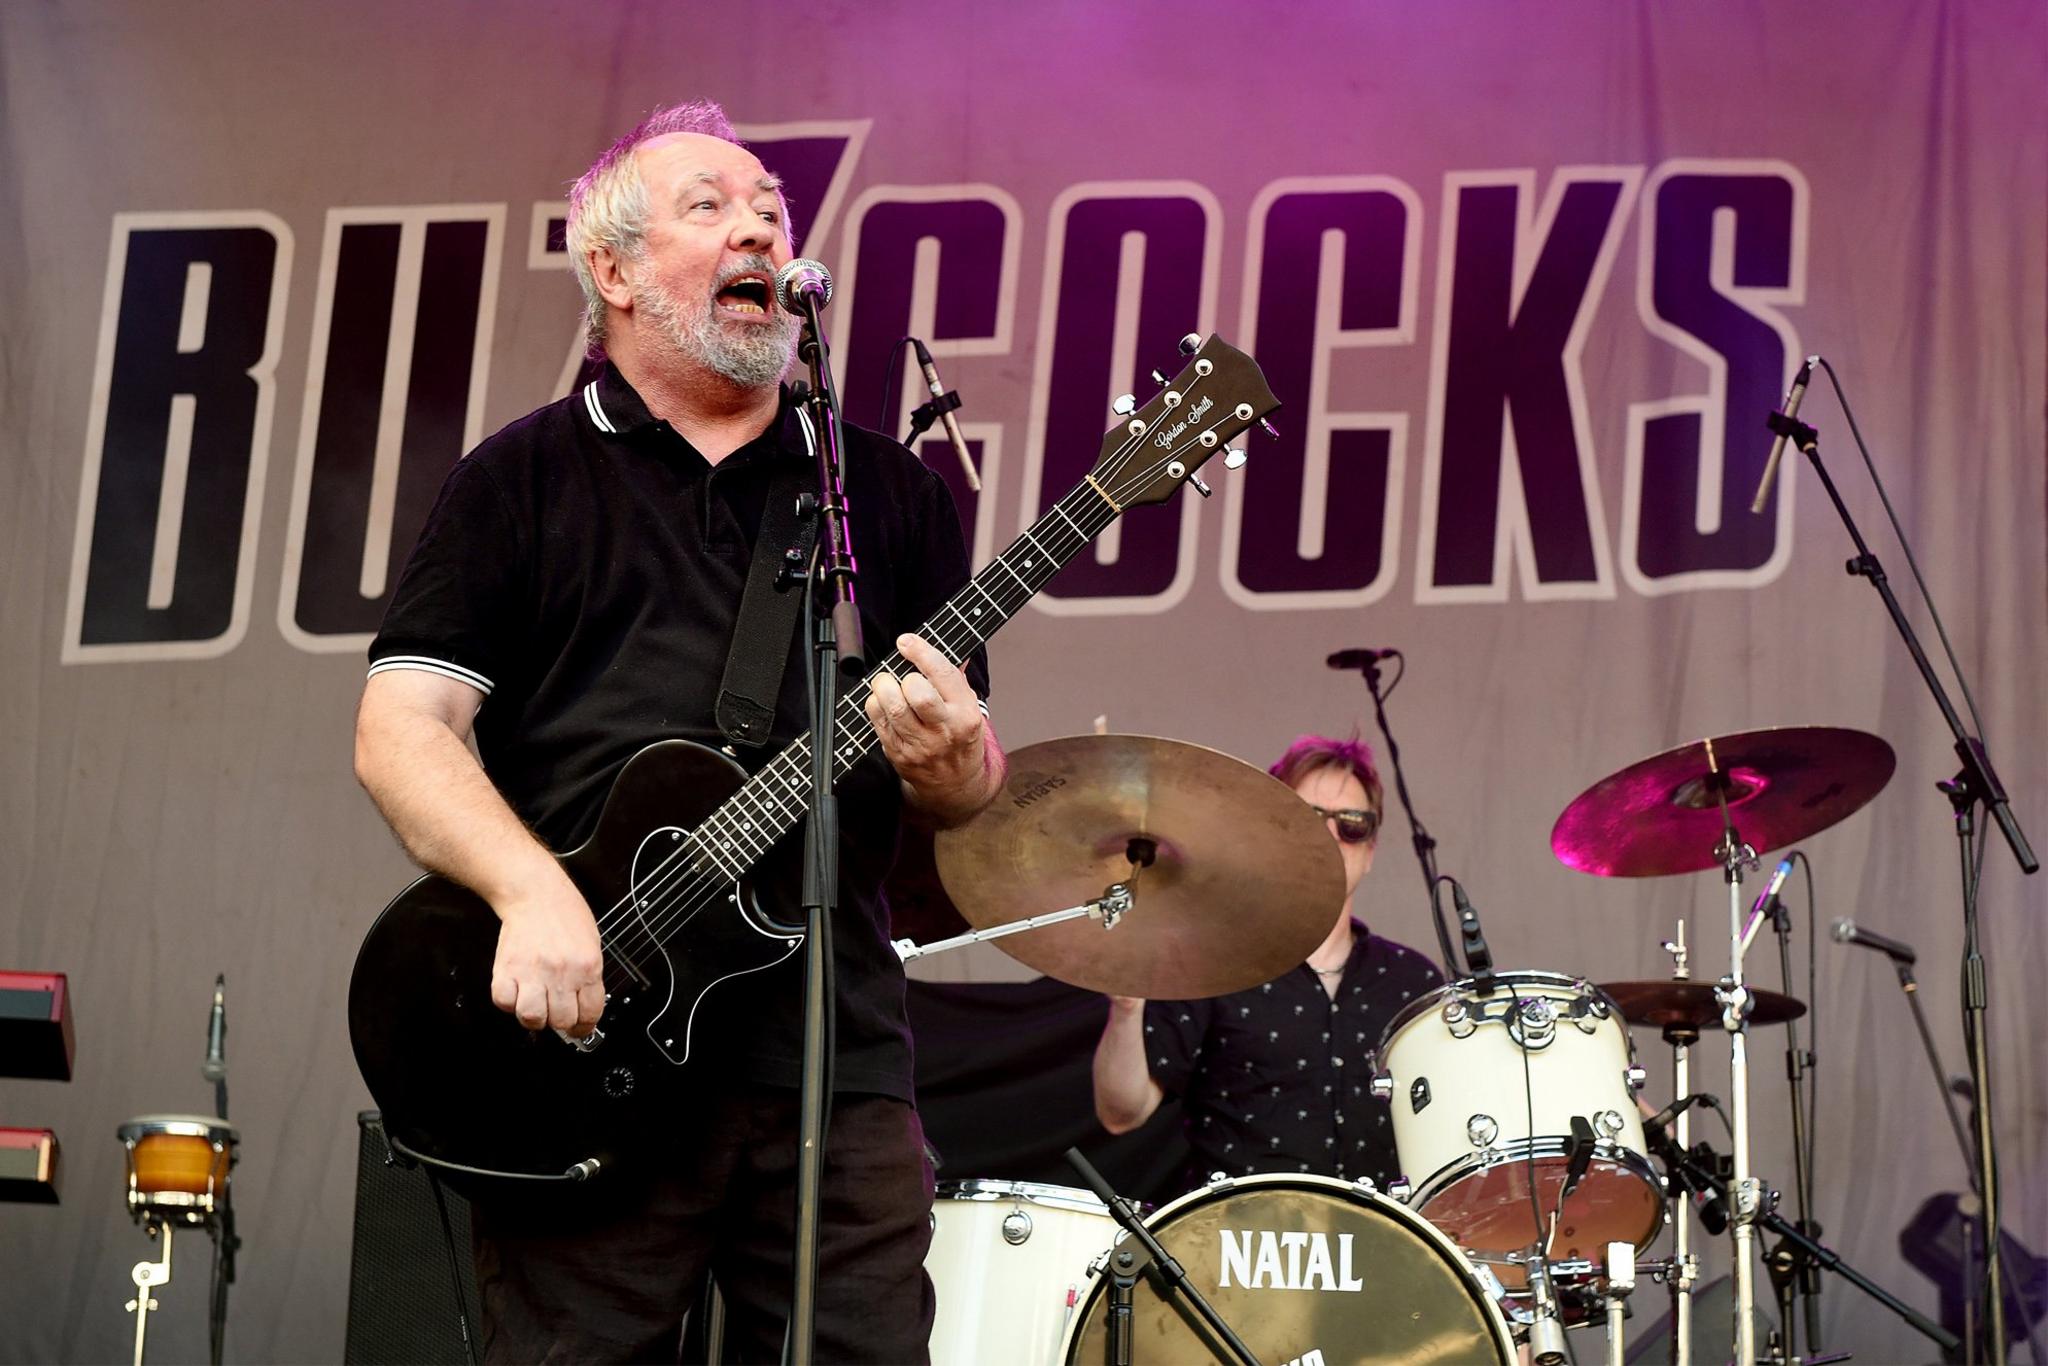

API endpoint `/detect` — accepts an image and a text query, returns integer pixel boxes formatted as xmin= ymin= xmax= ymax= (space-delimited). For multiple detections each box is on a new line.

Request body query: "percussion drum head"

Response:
xmin=1061 ymin=1174 xmax=1514 ymax=1366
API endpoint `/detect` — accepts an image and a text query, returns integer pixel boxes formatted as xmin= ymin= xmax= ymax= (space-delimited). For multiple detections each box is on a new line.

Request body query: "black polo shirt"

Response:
xmin=1142 ymin=923 xmax=1444 ymax=1192
xmin=368 ymin=362 xmax=988 ymax=1100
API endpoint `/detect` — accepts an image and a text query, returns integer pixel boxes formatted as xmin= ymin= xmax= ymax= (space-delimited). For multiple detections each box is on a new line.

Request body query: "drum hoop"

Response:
xmin=116 ymin=1115 xmax=238 ymax=1144
xmin=932 ymin=1178 xmax=1110 ymax=1218
xmin=1408 ymin=1138 xmax=1667 ymax=1250
xmin=1375 ymin=970 xmax=1630 ymax=1054
xmin=1056 ymin=1171 xmax=1517 ymax=1365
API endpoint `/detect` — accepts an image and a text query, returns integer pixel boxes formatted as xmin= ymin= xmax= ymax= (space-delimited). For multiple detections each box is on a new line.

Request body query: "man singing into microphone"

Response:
xmin=1092 ymin=735 xmax=1444 ymax=1193
xmin=353 ymin=101 xmax=1003 ymax=1363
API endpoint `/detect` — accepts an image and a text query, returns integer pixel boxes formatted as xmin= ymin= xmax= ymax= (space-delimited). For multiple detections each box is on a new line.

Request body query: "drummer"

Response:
xmin=1092 ymin=734 xmax=1445 ymax=1193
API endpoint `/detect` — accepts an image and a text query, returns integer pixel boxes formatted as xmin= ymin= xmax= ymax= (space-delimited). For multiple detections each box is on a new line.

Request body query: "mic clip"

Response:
xmin=1765 ymin=408 xmax=1818 ymax=454
xmin=906 ymin=388 xmax=963 ymax=436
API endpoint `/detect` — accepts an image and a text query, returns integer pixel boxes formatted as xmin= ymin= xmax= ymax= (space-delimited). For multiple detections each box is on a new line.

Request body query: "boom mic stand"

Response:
xmin=1768 ymin=379 xmax=2038 ymax=1364
xmin=1330 ymin=649 xmax=1462 ymax=975
xmin=787 ymin=261 xmax=865 ymax=1366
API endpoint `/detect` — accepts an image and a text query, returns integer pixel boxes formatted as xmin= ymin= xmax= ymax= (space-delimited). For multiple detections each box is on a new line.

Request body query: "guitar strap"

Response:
xmin=715 ymin=458 xmax=818 ymax=749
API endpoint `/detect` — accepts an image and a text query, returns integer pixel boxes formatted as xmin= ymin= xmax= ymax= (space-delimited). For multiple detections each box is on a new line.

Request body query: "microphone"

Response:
xmin=1450 ymin=880 xmax=1494 ymax=977
xmin=1750 ymin=856 xmax=1795 ymax=918
xmin=1640 ymin=1091 xmax=1717 ymax=1142
xmin=909 ymin=338 xmax=981 ymax=492
xmin=1326 ymin=647 xmax=1400 ymax=670
xmin=773 ymin=258 xmax=833 ymax=314
xmin=1750 ymin=354 xmax=1817 ymax=514
xmin=201 ymin=974 xmax=227 ymax=1084
xmin=1832 ymin=917 xmax=1918 ymax=966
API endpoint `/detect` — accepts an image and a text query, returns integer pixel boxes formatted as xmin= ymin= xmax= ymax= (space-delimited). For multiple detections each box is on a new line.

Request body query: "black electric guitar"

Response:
xmin=348 ymin=334 xmax=1279 ymax=1187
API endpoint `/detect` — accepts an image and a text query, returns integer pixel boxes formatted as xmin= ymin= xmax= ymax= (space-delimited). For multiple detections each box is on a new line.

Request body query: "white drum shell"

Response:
xmin=925 ymin=1179 xmax=1114 ymax=1366
xmin=1377 ymin=971 xmax=1662 ymax=1257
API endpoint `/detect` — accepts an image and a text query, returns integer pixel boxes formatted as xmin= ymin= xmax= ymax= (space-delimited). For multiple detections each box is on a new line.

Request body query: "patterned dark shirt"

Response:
xmin=1143 ymin=922 xmax=1445 ymax=1193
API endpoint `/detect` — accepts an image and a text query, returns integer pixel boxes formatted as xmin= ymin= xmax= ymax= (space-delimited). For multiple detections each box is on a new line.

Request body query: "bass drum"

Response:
xmin=1060 ymin=1174 xmax=1514 ymax=1366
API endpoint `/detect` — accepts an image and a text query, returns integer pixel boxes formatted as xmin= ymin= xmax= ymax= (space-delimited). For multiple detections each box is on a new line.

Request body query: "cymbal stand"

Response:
xmin=1706 ymin=755 xmax=1762 ymax=1366
xmin=125 ymin=1215 xmax=175 ymax=1366
xmin=893 ymin=882 xmax=1135 ymax=964
xmin=1659 ymin=924 xmax=1699 ymax=1366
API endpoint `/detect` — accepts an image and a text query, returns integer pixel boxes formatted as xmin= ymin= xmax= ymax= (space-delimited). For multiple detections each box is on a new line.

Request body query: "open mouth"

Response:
xmin=715 ymin=275 xmax=772 ymax=317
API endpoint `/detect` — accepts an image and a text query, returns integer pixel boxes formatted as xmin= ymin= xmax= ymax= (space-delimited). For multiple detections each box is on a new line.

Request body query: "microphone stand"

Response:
xmin=789 ymin=288 xmax=865 ymax=1366
xmin=1657 ymin=1132 xmax=1960 ymax=1356
xmin=1338 ymin=651 xmax=1461 ymax=975
xmin=1764 ymin=898 xmax=1821 ymax=1355
xmin=1772 ymin=403 xmax=2038 ymax=1364
xmin=1063 ymin=1149 xmax=1263 ymax=1366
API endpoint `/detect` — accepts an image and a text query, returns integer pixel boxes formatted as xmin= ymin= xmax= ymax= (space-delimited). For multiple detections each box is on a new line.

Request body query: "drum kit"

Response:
xmin=898 ymin=723 xmax=1902 ymax=1365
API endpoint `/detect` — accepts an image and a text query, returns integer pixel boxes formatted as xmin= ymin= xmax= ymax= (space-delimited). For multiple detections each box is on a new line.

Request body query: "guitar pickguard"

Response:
xmin=629 ymin=826 xmax=802 ymax=1067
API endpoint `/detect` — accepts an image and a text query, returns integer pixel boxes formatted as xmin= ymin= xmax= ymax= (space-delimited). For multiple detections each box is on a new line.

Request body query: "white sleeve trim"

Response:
xmin=367 ymin=655 xmax=495 ymax=696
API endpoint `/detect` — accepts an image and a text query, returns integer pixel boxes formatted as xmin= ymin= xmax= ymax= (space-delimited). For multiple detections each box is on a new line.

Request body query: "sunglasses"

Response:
xmin=1310 ymin=805 xmax=1380 ymax=844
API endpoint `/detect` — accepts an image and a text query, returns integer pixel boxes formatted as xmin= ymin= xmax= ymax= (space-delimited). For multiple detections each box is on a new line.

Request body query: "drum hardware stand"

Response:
xmin=1062 ymin=1148 xmax=1263 ymax=1366
xmin=1659 ymin=925 xmax=1700 ymax=1366
xmin=1704 ymin=762 xmax=1764 ymax=1366
xmin=125 ymin=1214 xmax=176 ymax=1366
xmin=1604 ymin=1242 xmax=1637 ymax=1366
xmin=894 ymin=878 xmax=1138 ymax=964
xmin=1664 ymin=1137 xmax=1959 ymax=1357
xmin=1774 ymin=381 xmax=2038 ymax=1366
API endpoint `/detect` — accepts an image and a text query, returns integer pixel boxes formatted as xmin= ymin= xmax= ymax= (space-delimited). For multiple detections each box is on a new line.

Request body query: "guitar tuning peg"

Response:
xmin=1188 ymin=473 xmax=1213 ymax=498
xmin=1258 ymin=417 xmax=1280 ymax=440
xmin=1111 ymin=393 xmax=1137 ymax=417
xmin=1150 ymin=368 xmax=1169 ymax=386
xmin=1223 ymin=448 xmax=1248 ymax=470
xmin=1178 ymin=333 xmax=1203 ymax=356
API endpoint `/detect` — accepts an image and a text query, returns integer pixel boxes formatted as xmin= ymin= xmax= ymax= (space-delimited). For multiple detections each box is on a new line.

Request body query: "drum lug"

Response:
xmin=1466 ymin=1113 xmax=1500 ymax=1149
xmin=1594 ymin=1109 xmax=1626 ymax=1140
xmin=1508 ymin=996 xmax=1557 ymax=1049
xmin=1386 ymin=1175 xmax=1412 ymax=1201
xmin=1369 ymin=1069 xmax=1395 ymax=1101
xmin=1000 ymin=1209 xmax=1033 ymax=1245
xmin=1441 ymin=998 xmax=1477 ymax=1039
xmin=1624 ymin=1063 xmax=1647 ymax=1092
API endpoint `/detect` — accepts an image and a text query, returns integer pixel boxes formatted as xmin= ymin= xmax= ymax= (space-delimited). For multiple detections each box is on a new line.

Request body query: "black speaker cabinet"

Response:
xmin=345 ymin=1110 xmax=479 ymax=1365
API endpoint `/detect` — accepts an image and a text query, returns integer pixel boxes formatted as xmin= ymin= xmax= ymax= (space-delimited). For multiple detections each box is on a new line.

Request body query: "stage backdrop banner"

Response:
xmin=3 ymin=1 xmax=2044 ymax=1360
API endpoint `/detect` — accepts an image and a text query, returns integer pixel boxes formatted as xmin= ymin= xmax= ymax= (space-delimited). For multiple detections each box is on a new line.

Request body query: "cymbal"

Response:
xmin=933 ymin=735 xmax=1345 ymax=999
xmin=1600 ymin=980 xmax=1808 ymax=1031
xmin=1551 ymin=726 xmax=1895 ymax=877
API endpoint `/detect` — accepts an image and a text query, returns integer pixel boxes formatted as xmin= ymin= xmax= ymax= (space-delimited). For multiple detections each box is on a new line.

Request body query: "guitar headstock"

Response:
xmin=1086 ymin=334 xmax=1280 ymax=509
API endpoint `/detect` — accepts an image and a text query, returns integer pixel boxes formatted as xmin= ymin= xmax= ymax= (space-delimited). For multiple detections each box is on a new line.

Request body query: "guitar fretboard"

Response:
xmin=684 ymin=479 xmax=1120 ymax=879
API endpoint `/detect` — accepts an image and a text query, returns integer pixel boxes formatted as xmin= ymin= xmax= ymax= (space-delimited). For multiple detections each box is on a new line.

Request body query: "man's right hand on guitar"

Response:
xmin=490 ymin=876 xmax=606 ymax=1037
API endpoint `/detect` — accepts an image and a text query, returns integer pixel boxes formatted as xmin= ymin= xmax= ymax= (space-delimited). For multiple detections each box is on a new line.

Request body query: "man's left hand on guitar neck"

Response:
xmin=865 ymin=633 xmax=1005 ymax=829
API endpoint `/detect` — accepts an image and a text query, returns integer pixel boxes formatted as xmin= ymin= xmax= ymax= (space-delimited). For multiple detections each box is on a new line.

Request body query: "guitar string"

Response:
xmin=579 ymin=402 xmax=1177 ymax=966
xmin=588 ymin=414 xmax=1237 ymax=992
xmin=587 ymin=400 xmax=1248 ymax=992
xmin=586 ymin=383 xmax=1251 ymax=985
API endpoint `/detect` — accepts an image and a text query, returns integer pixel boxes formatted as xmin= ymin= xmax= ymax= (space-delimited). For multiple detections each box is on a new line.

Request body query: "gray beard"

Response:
xmin=637 ymin=257 xmax=800 ymax=390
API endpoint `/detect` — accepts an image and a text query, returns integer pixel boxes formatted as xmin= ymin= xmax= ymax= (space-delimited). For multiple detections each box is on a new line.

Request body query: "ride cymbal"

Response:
xmin=933 ymin=735 xmax=1344 ymax=999
xmin=1551 ymin=726 xmax=1895 ymax=877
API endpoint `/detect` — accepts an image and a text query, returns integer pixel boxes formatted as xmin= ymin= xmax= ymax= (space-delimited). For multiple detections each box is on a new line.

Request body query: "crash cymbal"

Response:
xmin=933 ymin=735 xmax=1345 ymax=999
xmin=1600 ymin=980 xmax=1808 ymax=1031
xmin=1551 ymin=726 xmax=1895 ymax=877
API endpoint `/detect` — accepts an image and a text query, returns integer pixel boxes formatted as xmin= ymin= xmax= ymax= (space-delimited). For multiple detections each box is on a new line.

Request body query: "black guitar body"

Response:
xmin=348 ymin=740 xmax=802 ymax=1193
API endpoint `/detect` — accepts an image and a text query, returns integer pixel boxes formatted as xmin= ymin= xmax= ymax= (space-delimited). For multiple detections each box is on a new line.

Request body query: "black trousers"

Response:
xmin=470 ymin=1090 xmax=936 ymax=1364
